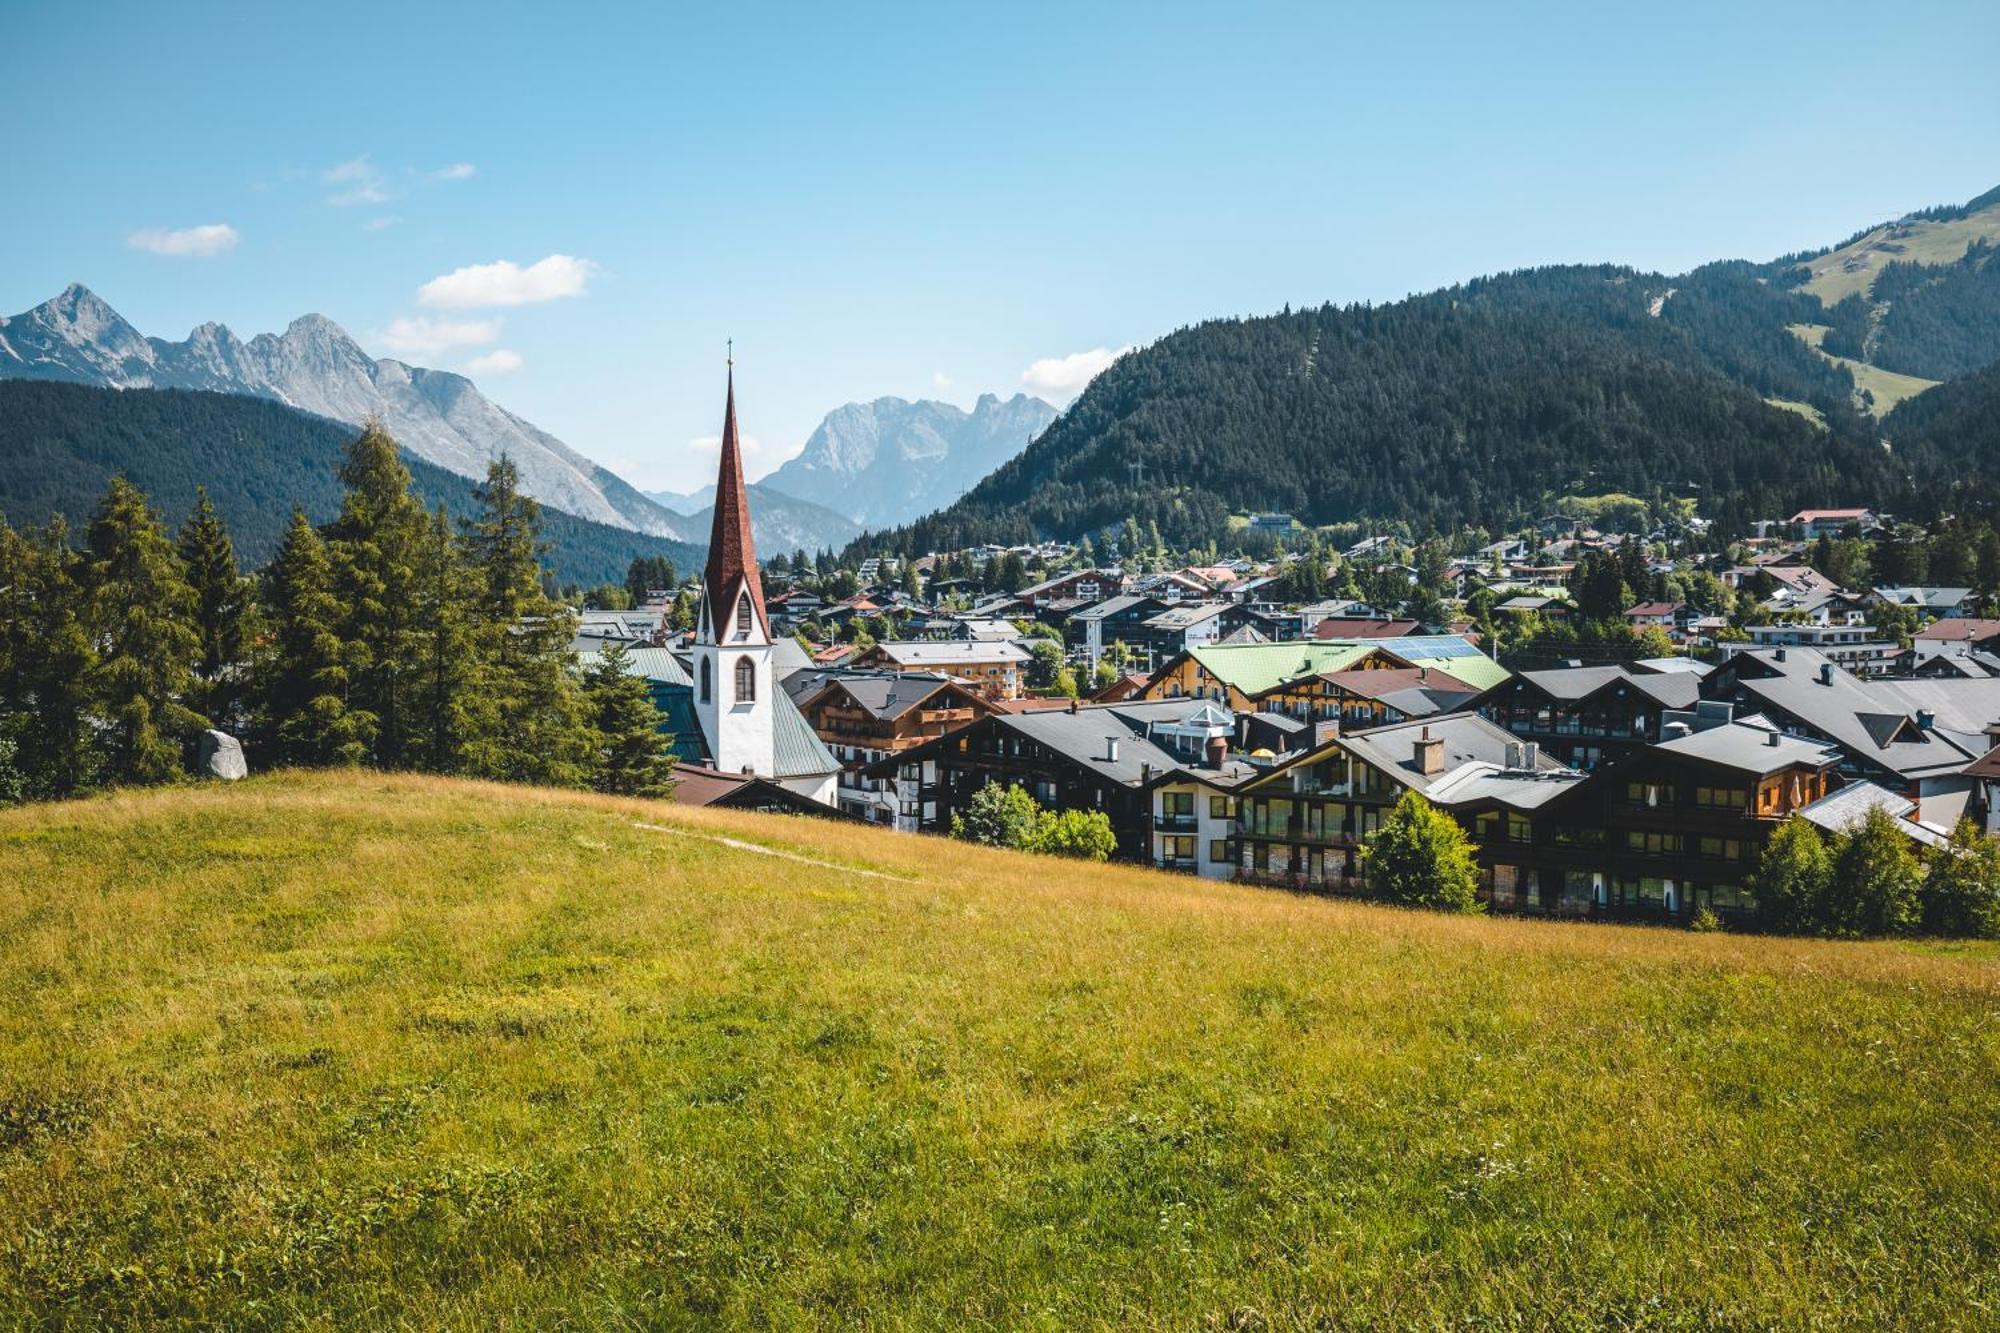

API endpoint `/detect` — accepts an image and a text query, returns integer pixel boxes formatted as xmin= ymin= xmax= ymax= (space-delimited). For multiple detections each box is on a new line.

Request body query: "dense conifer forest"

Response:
xmin=0 ymin=381 xmax=702 ymax=586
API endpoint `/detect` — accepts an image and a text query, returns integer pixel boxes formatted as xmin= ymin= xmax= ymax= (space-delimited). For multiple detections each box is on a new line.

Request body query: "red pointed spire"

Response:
xmin=703 ymin=358 xmax=766 ymax=637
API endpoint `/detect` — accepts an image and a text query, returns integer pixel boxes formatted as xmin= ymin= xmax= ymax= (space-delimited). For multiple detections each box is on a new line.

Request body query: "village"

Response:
xmin=591 ymin=380 xmax=2000 ymax=932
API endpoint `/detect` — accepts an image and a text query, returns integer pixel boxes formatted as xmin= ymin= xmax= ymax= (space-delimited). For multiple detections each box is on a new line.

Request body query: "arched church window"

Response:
xmin=736 ymin=593 xmax=753 ymax=639
xmin=700 ymin=657 xmax=711 ymax=703
xmin=735 ymin=655 xmax=756 ymax=702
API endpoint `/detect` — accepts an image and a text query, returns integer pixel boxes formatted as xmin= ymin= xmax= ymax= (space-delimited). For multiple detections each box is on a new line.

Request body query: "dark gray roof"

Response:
xmin=1339 ymin=713 xmax=1569 ymax=794
xmin=997 ymin=706 xmax=1182 ymax=785
xmin=1515 ymin=665 xmax=1699 ymax=709
xmin=1799 ymin=782 xmax=1949 ymax=848
xmin=1652 ymin=721 xmax=1838 ymax=775
xmin=812 ymin=673 xmax=965 ymax=722
xmin=1727 ymin=649 xmax=1998 ymax=778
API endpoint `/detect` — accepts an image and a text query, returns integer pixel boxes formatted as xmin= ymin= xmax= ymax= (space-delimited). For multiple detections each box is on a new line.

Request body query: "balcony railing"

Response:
xmin=1155 ymin=813 xmax=1198 ymax=832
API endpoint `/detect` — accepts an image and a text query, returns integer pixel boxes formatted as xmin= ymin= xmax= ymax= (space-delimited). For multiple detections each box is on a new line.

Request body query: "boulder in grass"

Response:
xmin=200 ymin=730 xmax=248 ymax=781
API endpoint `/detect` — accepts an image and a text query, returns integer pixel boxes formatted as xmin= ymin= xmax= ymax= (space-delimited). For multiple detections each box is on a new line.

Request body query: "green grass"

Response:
xmin=1763 ymin=396 xmax=1829 ymax=430
xmin=1800 ymin=205 xmax=2000 ymax=305
xmin=3 ymin=772 xmax=1998 ymax=1328
xmin=1787 ymin=322 xmax=1942 ymax=415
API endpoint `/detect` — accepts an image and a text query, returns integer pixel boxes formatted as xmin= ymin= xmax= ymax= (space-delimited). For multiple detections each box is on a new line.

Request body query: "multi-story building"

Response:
xmin=849 ymin=640 xmax=1032 ymax=700
xmin=792 ymin=671 xmax=997 ymax=827
xmin=1474 ymin=664 xmax=1704 ymax=770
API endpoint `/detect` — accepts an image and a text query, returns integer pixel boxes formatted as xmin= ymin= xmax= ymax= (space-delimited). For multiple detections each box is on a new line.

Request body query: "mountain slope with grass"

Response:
xmin=0 ymin=380 xmax=701 ymax=585
xmin=2 ymin=771 xmax=1994 ymax=1326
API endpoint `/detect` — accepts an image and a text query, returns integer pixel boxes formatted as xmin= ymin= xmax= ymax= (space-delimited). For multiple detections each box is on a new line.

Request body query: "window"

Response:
xmin=1625 ymin=830 xmax=1684 ymax=855
xmin=1698 ymin=837 xmax=1742 ymax=861
xmin=1162 ymin=791 xmax=1194 ymax=817
xmin=1210 ymin=795 xmax=1235 ymax=820
xmin=1209 ymin=839 xmax=1233 ymax=863
xmin=1161 ymin=835 xmax=1195 ymax=863
xmin=735 ymin=593 xmax=753 ymax=639
xmin=700 ymin=657 xmax=711 ymax=703
xmin=1695 ymin=786 xmax=1747 ymax=809
xmin=734 ymin=656 xmax=756 ymax=702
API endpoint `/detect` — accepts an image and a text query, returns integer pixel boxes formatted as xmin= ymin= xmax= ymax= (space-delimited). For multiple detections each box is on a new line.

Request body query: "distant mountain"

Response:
xmin=849 ymin=185 xmax=2000 ymax=554
xmin=760 ymin=393 xmax=1058 ymax=530
xmin=0 ymin=380 xmax=702 ymax=587
xmin=0 ymin=285 xmax=701 ymax=543
xmin=644 ymin=483 xmax=861 ymax=555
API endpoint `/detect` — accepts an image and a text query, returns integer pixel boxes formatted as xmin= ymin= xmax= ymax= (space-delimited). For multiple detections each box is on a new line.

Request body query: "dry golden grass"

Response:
xmin=2 ymin=771 xmax=1996 ymax=1328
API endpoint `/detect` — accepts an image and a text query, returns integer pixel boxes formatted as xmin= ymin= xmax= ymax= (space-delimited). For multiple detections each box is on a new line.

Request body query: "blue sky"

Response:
xmin=4 ymin=1 xmax=1996 ymax=492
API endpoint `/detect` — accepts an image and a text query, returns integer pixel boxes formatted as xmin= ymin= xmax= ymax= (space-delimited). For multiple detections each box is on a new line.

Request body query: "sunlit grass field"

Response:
xmin=3 ymin=771 xmax=1997 ymax=1328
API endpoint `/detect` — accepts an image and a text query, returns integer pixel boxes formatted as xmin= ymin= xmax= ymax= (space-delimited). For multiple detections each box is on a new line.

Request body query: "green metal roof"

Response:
xmin=1187 ymin=636 xmax=1508 ymax=696
xmin=580 ymin=646 xmax=837 ymax=779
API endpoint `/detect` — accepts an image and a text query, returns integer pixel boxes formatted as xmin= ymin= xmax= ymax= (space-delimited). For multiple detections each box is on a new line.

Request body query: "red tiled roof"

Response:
xmin=1624 ymin=602 xmax=1683 ymax=618
xmin=1915 ymin=619 xmax=2000 ymax=642
xmin=1312 ymin=617 xmax=1420 ymax=639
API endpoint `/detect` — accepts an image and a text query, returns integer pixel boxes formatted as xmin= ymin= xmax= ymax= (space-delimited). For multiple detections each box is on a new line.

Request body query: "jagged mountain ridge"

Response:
xmin=0 ymin=286 xmax=699 ymax=543
xmin=759 ymin=393 xmax=1058 ymax=529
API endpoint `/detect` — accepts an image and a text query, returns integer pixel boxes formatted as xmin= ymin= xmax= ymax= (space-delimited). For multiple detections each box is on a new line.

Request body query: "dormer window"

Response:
xmin=736 ymin=593 xmax=753 ymax=640
xmin=735 ymin=655 xmax=756 ymax=702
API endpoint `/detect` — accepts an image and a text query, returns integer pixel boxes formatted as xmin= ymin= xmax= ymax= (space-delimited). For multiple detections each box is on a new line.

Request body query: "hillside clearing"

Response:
xmin=1799 ymin=205 xmax=2000 ymax=305
xmin=2 ymin=772 xmax=1997 ymax=1327
xmin=1788 ymin=322 xmax=1942 ymax=415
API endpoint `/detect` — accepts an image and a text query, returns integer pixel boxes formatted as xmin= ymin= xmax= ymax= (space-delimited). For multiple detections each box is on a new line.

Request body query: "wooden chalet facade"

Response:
xmin=795 ymin=673 xmax=997 ymax=827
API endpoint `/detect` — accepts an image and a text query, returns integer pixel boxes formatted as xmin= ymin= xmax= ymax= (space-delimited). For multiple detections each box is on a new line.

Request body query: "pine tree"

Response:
xmin=14 ymin=518 xmax=101 ymax=797
xmin=461 ymin=456 xmax=594 ymax=787
xmin=407 ymin=504 xmax=478 ymax=773
xmin=177 ymin=487 xmax=251 ymax=731
xmin=84 ymin=477 xmax=204 ymax=785
xmin=324 ymin=424 xmax=429 ymax=768
xmin=259 ymin=509 xmax=371 ymax=766
xmin=669 ymin=588 xmax=698 ymax=631
xmin=1362 ymin=790 xmax=1482 ymax=912
xmin=583 ymin=642 xmax=678 ymax=797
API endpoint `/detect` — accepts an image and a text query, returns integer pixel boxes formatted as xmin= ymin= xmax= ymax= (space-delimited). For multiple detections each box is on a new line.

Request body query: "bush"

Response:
xmin=1035 ymin=808 xmax=1116 ymax=862
xmin=949 ymin=781 xmax=1117 ymax=861
xmin=1688 ymin=906 xmax=1722 ymax=933
xmin=1361 ymin=790 xmax=1482 ymax=913
xmin=1922 ymin=819 xmax=2000 ymax=938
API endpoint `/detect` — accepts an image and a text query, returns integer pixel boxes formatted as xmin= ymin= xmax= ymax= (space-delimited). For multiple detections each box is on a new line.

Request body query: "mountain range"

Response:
xmin=759 ymin=393 xmax=1058 ymax=530
xmin=644 ymin=482 xmax=862 ymax=556
xmin=852 ymin=184 xmax=2000 ymax=555
xmin=0 ymin=379 xmax=702 ymax=587
xmin=0 ymin=285 xmax=693 ymax=541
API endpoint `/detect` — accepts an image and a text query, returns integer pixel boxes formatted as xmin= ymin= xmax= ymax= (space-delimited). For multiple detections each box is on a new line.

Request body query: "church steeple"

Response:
xmin=700 ymin=356 xmax=767 ymax=641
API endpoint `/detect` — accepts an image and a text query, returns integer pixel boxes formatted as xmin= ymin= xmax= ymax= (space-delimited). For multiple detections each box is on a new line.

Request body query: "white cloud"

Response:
xmin=430 ymin=162 xmax=477 ymax=182
xmin=373 ymin=316 xmax=502 ymax=358
xmin=1020 ymin=346 xmax=1131 ymax=402
xmin=417 ymin=254 xmax=598 ymax=309
xmin=323 ymin=155 xmax=389 ymax=207
xmin=465 ymin=348 xmax=524 ymax=376
xmin=363 ymin=215 xmax=404 ymax=232
xmin=932 ymin=370 xmax=953 ymax=388
xmin=127 ymin=223 xmax=240 ymax=258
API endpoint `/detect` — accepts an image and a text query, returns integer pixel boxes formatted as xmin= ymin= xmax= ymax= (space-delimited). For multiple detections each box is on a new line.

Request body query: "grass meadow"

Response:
xmin=2 ymin=771 xmax=1996 ymax=1328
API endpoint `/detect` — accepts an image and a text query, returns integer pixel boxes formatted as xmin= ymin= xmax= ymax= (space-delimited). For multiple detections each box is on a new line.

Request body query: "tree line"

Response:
xmin=0 ymin=424 xmax=677 ymax=804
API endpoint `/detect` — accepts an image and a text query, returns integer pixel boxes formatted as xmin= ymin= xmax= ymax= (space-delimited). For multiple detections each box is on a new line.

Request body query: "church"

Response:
xmin=594 ymin=367 xmax=841 ymax=808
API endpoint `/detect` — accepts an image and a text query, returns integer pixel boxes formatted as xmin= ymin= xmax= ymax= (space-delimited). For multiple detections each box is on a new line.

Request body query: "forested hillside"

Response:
xmin=0 ymin=381 xmax=701 ymax=584
xmin=854 ymin=268 xmax=1926 ymax=555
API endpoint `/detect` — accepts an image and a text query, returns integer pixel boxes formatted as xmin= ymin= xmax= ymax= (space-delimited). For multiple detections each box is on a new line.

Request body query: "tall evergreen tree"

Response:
xmin=461 ymin=456 xmax=594 ymax=787
xmin=84 ymin=477 xmax=204 ymax=785
xmin=16 ymin=518 xmax=101 ymax=797
xmin=178 ymin=487 xmax=251 ymax=730
xmin=408 ymin=504 xmax=479 ymax=773
xmin=324 ymin=424 xmax=429 ymax=768
xmin=259 ymin=509 xmax=370 ymax=766
xmin=583 ymin=642 xmax=677 ymax=797
xmin=1826 ymin=807 xmax=1923 ymax=937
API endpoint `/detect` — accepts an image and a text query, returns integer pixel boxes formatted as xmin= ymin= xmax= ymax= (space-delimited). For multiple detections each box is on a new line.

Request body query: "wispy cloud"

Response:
xmin=373 ymin=315 xmax=502 ymax=358
xmin=465 ymin=348 xmax=523 ymax=376
xmin=417 ymin=254 xmax=597 ymax=309
xmin=323 ymin=155 xmax=389 ymax=207
xmin=363 ymin=215 xmax=404 ymax=232
xmin=428 ymin=162 xmax=477 ymax=182
xmin=1020 ymin=346 xmax=1131 ymax=402
xmin=127 ymin=224 xmax=240 ymax=258
xmin=932 ymin=370 xmax=953 ymax=388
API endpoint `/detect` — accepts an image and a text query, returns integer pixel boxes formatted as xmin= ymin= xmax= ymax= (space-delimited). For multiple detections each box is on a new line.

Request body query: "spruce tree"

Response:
xmin=178 ymin=487 xmax=251 ymax=731
xmin=1826 ymin=806 xmax=1923 ymax=937
xmin=17 ymin=518 xmax=101 ymax=797
xmin=408 ymin=504 xmax=478 ymax=773
xmin=583 ymin=642 xmax=677 ymax=797
xmin=260 ymin=509 xmax=371 ymax=766
xmin=84 ymin=477 xmax=204 ymax=785
xmin=1922 ymin=819 xmax=2000 ymax=938
xmin=324 ymin=424 xmax=429 ymax=768
xmin=462 ymin=456 xmax=594 ymax=787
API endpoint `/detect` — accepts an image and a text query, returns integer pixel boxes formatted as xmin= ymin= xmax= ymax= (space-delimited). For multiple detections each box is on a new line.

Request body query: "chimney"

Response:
xmin=1917 ymin=709 xmax=1935 ymax=731
xmin=1522 ymin=741 xmax=1539 ymax=768
xmin=1774 ymin=648 xmax=1787 ymax=662
xmin=1766 ymin=730 xmax=1781 ymax=748
xmin=1505 ymin=741 xmax=1524 ymax=769
xmin=1413 ymin=725 xmax=1445 ymax=776
xmin=1103 ymin=736 xmax=1121 ymax=762
xmin=1068 ymin=698 xmax=1080 ymax=714
xmin=1663 ymin=720 xmax=1692 ymax=740
xmin=1206 ymin=734 xmax=1229 ymax=769
xmin=1818 ymin=663 xmax=1834 ymax=685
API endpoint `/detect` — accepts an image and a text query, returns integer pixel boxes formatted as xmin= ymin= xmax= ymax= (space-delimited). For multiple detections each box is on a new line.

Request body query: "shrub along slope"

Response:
xmin=1 ymin=771 xmax=1996 ymax=1327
